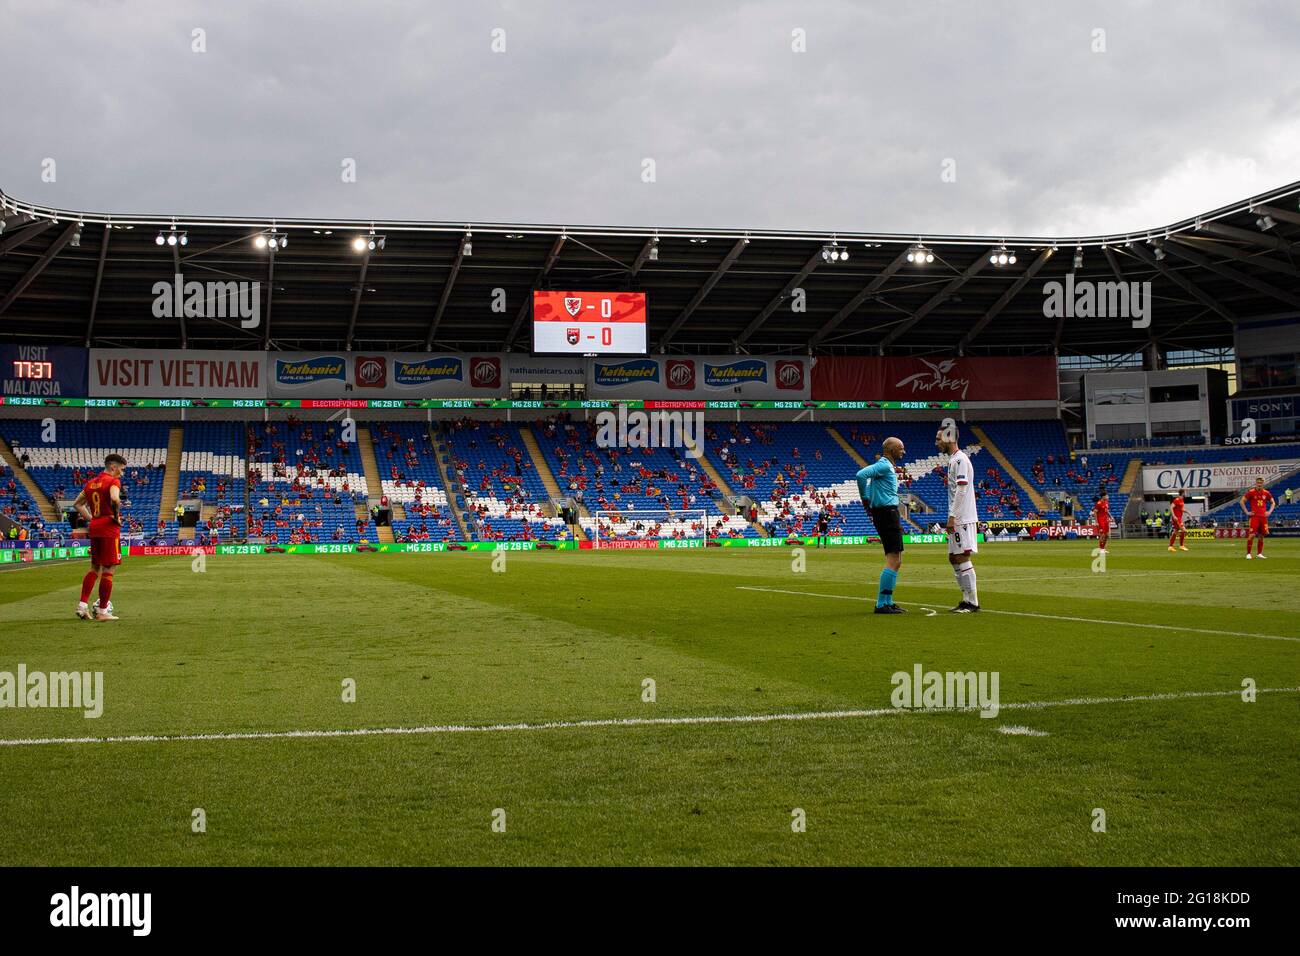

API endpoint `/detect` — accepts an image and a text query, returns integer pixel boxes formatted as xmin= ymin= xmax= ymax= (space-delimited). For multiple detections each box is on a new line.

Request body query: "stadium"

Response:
xmin=1 ymin=174 xmax=1297 ymax=879
xmin=4 ymin=7 xmax=1300 ymax=925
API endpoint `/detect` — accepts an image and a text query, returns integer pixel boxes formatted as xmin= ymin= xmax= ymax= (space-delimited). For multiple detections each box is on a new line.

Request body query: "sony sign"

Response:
xmin=1231 ymin=393 xmax=1297 ymax=423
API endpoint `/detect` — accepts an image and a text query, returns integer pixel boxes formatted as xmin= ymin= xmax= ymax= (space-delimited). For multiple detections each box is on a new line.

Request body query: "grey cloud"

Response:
xmin=2 ymin=0 xmax=1297 ymax=235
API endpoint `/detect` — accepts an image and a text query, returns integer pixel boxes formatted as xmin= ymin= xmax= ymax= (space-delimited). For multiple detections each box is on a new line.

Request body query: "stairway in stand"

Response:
xmin=160 ymin=426 xmax=184 ymax=535
xmin=427 ymin=424 xmax=472 ymax=540
xmin=356 ymin=426 xmax=394 ymax=543
xmin=519 ymin=424 xmax=586 ymax=541
xmin=1119 ymin=457 xmax=1144 ymax=496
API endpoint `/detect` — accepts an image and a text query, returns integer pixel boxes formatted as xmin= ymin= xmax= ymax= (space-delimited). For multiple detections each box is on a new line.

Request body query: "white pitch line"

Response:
xmin=918 ymin=570 xmax=1265 ymax=584
xmin=998 ymin=725 xmax=1050 ymax=737
xmin=0 ymin=687 xmax=1295 ymax=748
xmin=0 ymin=561 xmax=74 ymax=574
xmin=735 ymin=586 xmax=1300 ymax=643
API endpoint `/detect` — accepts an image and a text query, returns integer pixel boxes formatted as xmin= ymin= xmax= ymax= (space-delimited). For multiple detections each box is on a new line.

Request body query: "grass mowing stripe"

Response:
xmin=0 ymin=544 xmax=1295 ymax=866
xmin=735 ymin=586 xmax=1300 ymax=643
xmin=2 ymin=686 xmax=1295 ymax=748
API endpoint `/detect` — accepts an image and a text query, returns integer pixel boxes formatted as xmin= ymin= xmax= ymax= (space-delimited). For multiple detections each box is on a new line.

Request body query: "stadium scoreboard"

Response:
xmin=533 ymin=291 xmax=647 ymax=355
xmin=11 ymin=360 xmax=55 ymax=379
xmin=0 ymin=345 xmax=90 ymax=398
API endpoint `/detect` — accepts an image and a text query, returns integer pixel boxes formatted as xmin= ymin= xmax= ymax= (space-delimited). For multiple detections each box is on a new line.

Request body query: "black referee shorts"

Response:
xmin=869 ymin=505 xmax=904 ymax=555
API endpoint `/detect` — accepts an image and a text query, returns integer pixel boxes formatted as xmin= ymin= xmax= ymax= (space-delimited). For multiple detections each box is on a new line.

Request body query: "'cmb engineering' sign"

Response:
xmin=1142 ymin=460 xmax=1299 ymax=493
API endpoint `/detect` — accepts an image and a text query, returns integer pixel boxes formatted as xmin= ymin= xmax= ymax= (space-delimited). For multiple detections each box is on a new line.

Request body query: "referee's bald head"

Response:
xmin=883 ymin=436 xmax=905 ymax=461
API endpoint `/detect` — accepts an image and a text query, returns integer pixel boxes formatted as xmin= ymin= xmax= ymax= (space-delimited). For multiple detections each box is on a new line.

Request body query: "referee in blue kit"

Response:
xmin=856 ymin=436 xmax=908 ymax=614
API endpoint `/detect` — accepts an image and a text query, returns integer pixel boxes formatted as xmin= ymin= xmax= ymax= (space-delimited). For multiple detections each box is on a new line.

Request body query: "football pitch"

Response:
xmin=1 ymin=539 xmax=1297 ymax=866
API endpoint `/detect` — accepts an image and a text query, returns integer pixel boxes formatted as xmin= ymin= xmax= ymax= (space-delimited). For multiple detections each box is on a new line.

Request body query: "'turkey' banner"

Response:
xmin=811 ymin=355 xmax=1058 ymax=402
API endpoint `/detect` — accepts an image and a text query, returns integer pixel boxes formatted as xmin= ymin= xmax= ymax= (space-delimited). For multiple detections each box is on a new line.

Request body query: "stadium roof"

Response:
xmin=1 ymin=181 xmax=1298 ymax=357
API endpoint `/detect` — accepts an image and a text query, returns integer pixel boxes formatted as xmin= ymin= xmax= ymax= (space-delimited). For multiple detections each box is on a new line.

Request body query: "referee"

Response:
xmin=856 ymin=436 xmax=908 ymax=614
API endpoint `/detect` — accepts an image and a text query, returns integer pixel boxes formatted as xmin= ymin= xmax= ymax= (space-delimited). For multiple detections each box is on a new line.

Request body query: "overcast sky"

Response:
xmin=2 ymin=0 xmax=1297 ymax=238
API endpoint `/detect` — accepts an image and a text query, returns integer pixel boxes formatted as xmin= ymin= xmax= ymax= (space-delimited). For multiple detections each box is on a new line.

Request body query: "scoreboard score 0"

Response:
xmin=533 ymin=291 xmax=647 ymax=355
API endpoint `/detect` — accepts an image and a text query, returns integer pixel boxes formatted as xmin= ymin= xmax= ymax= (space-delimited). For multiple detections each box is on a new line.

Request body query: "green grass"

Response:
xmin=1 ymin=538 xmax=1297 ymax=865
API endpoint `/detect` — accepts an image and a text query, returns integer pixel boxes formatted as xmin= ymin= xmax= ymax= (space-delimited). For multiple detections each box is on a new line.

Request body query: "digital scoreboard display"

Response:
xmin=1 ymin=346 xmax=88 ymax=398
xmin=533 ymin=291 xmax=647 ymax=355
xmin=13 ymin=360 xmax=55 ymax=379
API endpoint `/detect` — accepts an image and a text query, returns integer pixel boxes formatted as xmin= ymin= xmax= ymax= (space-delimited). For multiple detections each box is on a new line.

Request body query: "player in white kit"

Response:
xmin=936 ymin=424 xmax=980 ymax=613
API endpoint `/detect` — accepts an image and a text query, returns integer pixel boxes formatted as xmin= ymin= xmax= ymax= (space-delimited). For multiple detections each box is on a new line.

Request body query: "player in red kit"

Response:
xmin=72 ymin=453 xmax=127 ymax=620
xmin=1091 ymin=492 xmax=1111 ymax=552
xmin=1241 ymin=477 xmax=1275 ymax=560
xmin=1167 ymin=491 xmax=1189 ymax=552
